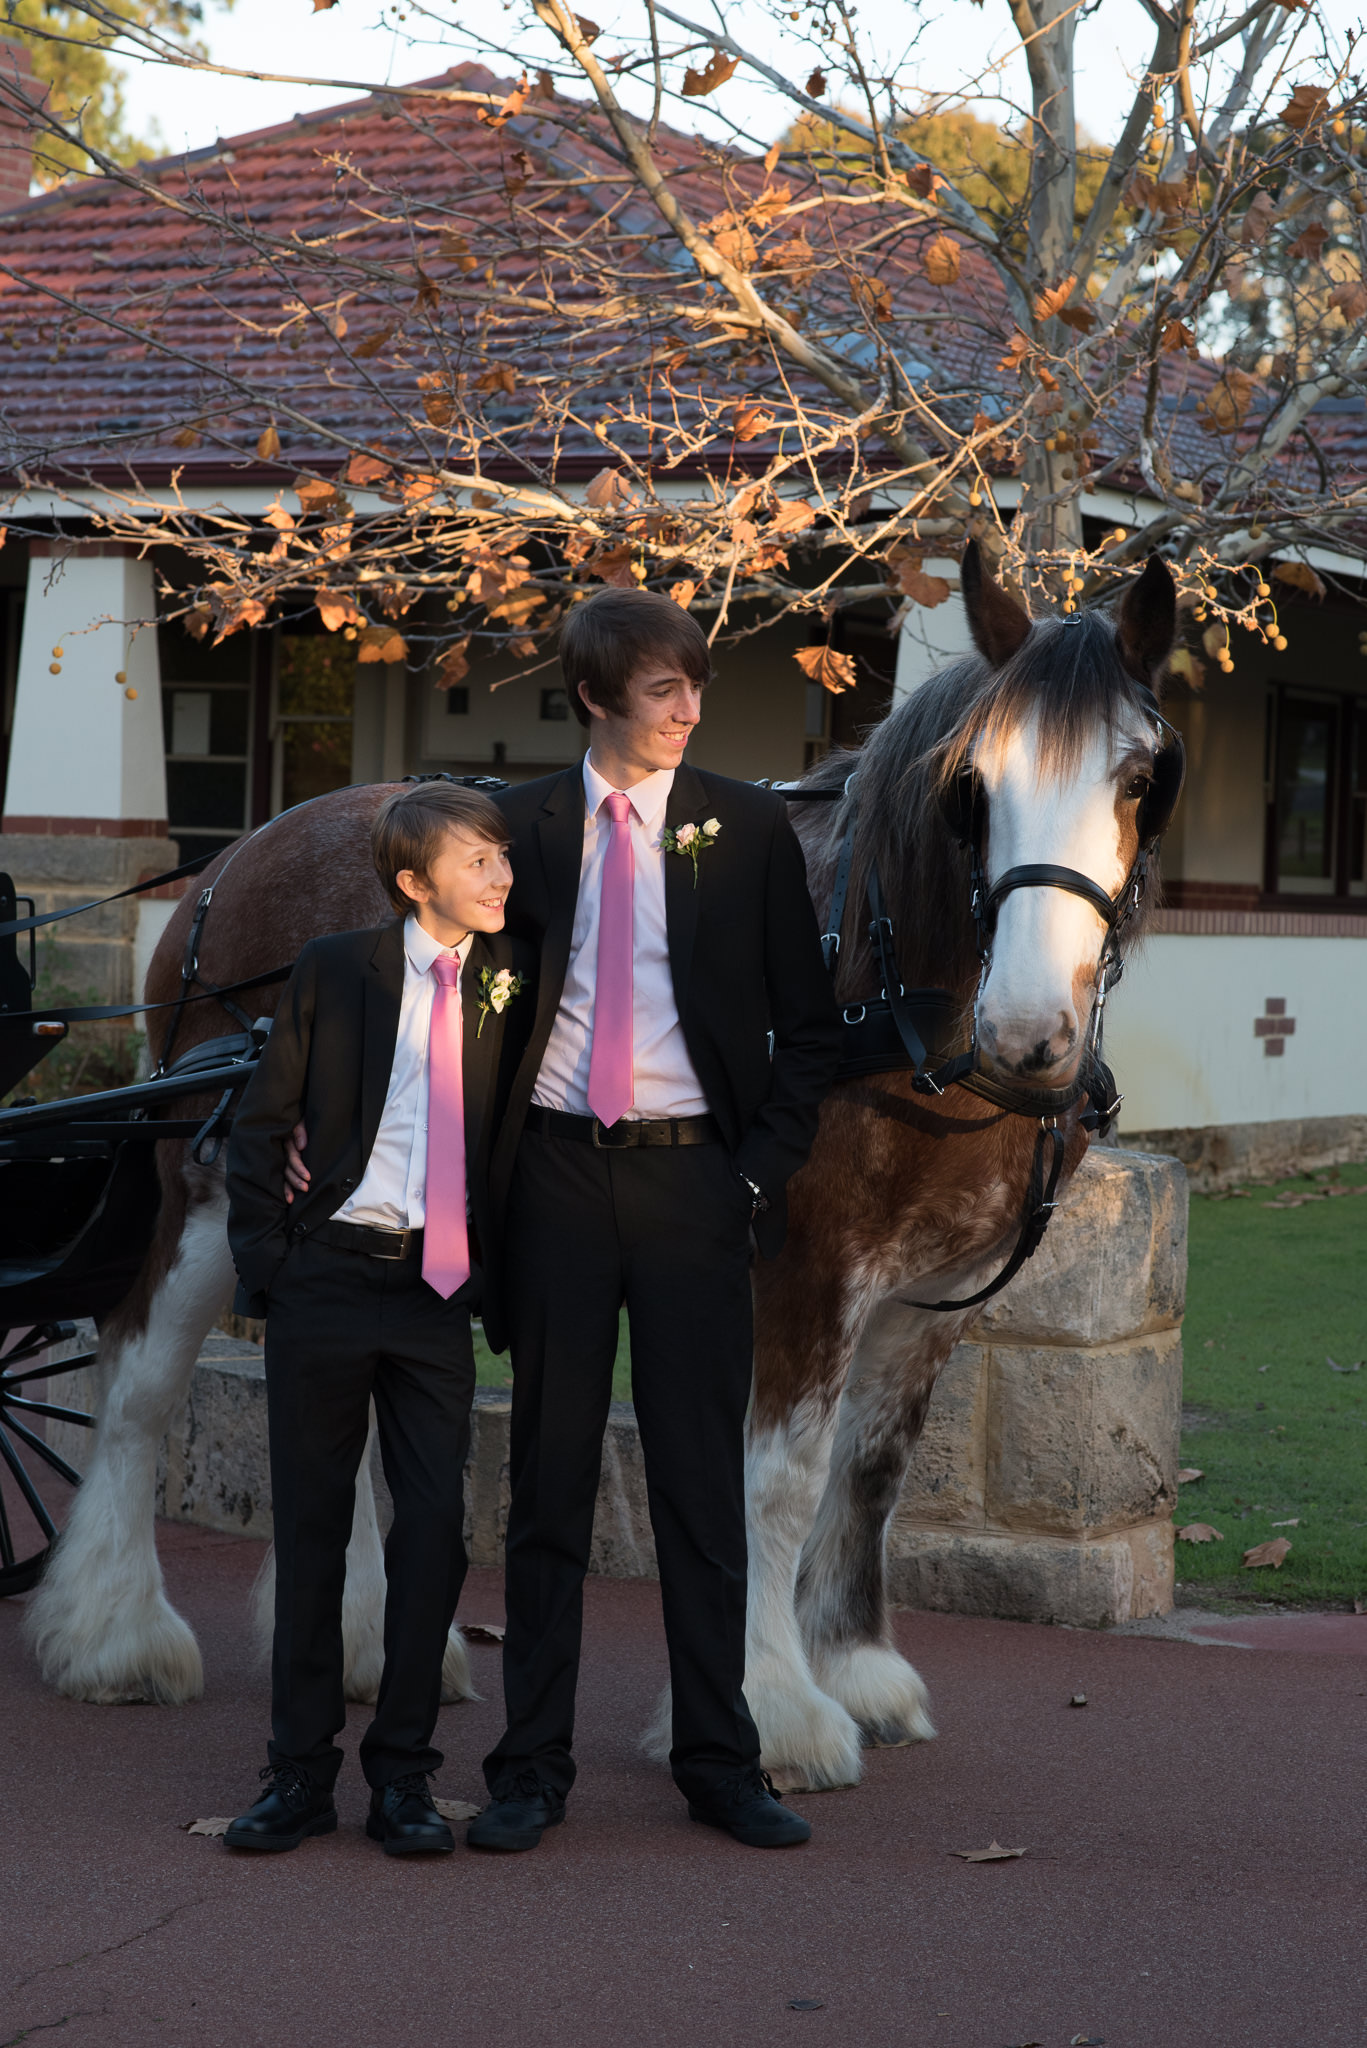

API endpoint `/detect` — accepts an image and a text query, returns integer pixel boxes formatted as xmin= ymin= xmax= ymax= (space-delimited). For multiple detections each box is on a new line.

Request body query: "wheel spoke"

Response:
xmin=0 ymin=1426 xmax=57 ymax=1541
xmin=0 ymin=1476 xmax=14 ymax=1568
xmin=4 ymin=1395 xmax=95 ymax=1428
xmin=2 ymin=1412 xmax=82 ymax=1488
xmin=0 ymin=1350 xmax=97 ymax=1388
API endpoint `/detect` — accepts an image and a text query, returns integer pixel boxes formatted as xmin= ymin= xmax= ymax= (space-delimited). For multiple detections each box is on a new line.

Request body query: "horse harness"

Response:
xmin=770 ymin=693 xmax=1186 ymax=1312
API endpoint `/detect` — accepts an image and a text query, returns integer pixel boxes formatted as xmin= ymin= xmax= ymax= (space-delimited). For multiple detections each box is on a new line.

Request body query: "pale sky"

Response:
xmin=110 ymin=0 xmax=1349 ymax=166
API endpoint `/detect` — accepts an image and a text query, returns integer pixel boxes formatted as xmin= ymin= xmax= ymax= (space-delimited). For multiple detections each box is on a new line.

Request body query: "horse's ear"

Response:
xmin=960 ymin=539 xmax=1032 ymax=668
xmin=1116 ymin=554 xmax=1177 ymax=685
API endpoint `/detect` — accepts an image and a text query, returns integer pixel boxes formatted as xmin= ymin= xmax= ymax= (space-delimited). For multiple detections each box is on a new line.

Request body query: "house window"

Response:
xmin=274 ymin=637 xmax=356 ymax=813
xmin=445 ymin=685 xmax=470 ymax=715
xmin=540 ymin=687 xmax=569 ymax=722
xmin=1270 ymin=688 xmax=1367 ymax=898
xmin=161 ymin=626 xmax=253 ymax=861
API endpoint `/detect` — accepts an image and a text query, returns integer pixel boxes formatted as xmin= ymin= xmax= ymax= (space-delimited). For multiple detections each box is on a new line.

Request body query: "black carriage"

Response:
xmin=0 ymin=866 xmax=270 ymax=1595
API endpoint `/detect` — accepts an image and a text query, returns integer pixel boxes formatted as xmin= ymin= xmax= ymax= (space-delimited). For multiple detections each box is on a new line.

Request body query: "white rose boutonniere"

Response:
xmin=475 ymin=964 xmax=526 ymax=1038
xmin=662 ymin=816 xmax=722 ymax=888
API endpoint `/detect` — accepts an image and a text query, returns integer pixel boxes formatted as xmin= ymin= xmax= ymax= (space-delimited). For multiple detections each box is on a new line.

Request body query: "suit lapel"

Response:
xmin=361 ymin=920 xmax=405 ymax=1161
xmin=664 ymin=761 xmax=707 ymax=1017
xmin=529 ymin=765 xmax=586 ymax=1052
xmin=460 ymin=931 xmax=499 ymax=1171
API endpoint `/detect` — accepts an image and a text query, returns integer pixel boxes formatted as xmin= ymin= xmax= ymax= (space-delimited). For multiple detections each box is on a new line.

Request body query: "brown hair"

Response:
xmin=559 ymin=586 xmax=712 ymax=728
xmin=371 ymin=780 xmax=508 ymax=913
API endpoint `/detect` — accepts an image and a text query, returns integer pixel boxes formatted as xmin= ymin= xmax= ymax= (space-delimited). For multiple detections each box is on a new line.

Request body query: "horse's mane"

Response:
xmin=793 ymin=608 xmax=1161 ymax=1007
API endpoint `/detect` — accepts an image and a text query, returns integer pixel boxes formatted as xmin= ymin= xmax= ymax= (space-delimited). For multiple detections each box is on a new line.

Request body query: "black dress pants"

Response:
xmin=484 ymin=1131 xmax=761 ymax=1803
xmin=263 ymin=1236 xmax=476 ymax=1790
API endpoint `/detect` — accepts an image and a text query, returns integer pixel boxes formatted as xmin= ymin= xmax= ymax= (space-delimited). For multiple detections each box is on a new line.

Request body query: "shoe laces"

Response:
xmin=260 ymin=1760 xmax=312 ymax=1805
xmin=388 ymin=1771 xmax=432 ymax=1798
xmin=711 ymin=1765 xmax=782 ymax=1808
xmin=503 ymin=1768 xmax=548 ymax=1804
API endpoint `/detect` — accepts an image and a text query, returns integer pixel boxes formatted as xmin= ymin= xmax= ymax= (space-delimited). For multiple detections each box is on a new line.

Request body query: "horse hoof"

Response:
xmin=26 ymin=1581 xmax=204 ymax=1706
xmin=808 ymin=1642 xmax=937 ymax=1746
xmin=859 ymin=1719 xmax=921 ymax=1749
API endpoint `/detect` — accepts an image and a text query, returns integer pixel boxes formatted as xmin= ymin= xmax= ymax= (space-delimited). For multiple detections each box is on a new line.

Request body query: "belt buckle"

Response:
xmin=591 ymin=1117 xmax=634 ymax=1149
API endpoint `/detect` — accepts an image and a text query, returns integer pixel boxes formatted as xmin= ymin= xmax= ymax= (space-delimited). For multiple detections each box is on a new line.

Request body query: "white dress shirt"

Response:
xmin=533 ymin=755 xmax=709 ymax=1120
xmin=334 ymin=915 xmax=472 ymax=1229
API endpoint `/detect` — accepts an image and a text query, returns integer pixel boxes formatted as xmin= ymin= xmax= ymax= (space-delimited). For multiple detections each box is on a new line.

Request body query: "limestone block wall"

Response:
xmin=43 ymin=1148 xmax=1183 ymax=1630
xmin=887 ymin=1147 xmax=1186 ymax=1626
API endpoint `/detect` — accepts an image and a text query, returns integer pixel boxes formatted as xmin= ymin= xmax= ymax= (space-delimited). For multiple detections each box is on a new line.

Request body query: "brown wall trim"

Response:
xmin=1162 ymin=880 xmax=1261 ymax=912
xmin=1152 ymin=906 xmax=1367 ymax=937
xmin=2 ymin=815 xmax=170 ymax=837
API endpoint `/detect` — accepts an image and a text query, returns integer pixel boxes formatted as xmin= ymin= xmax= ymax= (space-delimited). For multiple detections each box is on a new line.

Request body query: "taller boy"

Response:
xmin=472 ymin=588 xmax=841 ymax=1852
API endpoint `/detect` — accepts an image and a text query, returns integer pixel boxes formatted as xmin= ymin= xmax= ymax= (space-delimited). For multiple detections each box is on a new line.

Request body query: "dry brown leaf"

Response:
xmin=171 ymin=426 xmax=200 ymax=449
xmin=476 ymin=363 xmax=516 ymax=397
xmin=1161 ymin=318 xmax=1197 ymax=355
xmin=759 ymin=232 xmax=815 ymax=279
xmin=902 ymin=163 xmax=938 ymax=200
xmin=1328 ymin=281 xmax=1367 ymax=322
xmin=1177 ymin=1523 xmax=1224 ymax=1543
xmin=344 ymin=452 xmax=391 ymax=487
xmin=950 ymin=1840 xmax=1026 ymax=1862
xmin=358 ymin=626 xmax=408 ymax=665
xmin=585 ymin=544 xmax=635 ymax=587
xmin=1068 ymin=1693 xmax=1087 ymax=1708
xmin=1058 ymin=305 xmax=1095 ymax=333
xmin=795 ymin=644 xmax=856 ymax=695
xmin=1033 ymin=275 xmax=1077 ymax=324
xmin=295 ymin=475 xmax=339 ymax=511
xmin=575 ymin=15 xmax=600 ymax=43
xmin=314 ymin=589 xmax=361 ymax=633
xmin=183 ymin=1817 xmax=233 ymax=1836
xmin=1271 ymin=1517 xmax=1300 ymax=1527
xmin=256 ymin=422 xmax=281 ymax=460
xmin=1198 ymin=368 xmax=1257 ymax=434
xmin=485 ymin=583 xmax=547 ymax=627
xmin=1240 ymin=191 xmax=1275 ymax=246
xmin=477 ymin=75 xmax=529 ymax=129
xmin=997 ymin=331 xmax=1030 ymax=375
xmin=584 ymin=466 xmax=637 ymax=509
xmin=461 ymin=1621 xmax=506 ymax=1645
xmin=1273 ymin=560 xmax=1327 ymax=599
xmin=852 ymin=274 xmax=893 ymax=321
xmin=1288 ymin=221 xmax=1329 ymax=262
xmin=922 ymin=234 xmax=961 ymax=287
xmin=902 ymin=569 xmax=952 ymax=608
xmin=668 ymin=580 xmax=698 ymax=609
xmin=805 ymin=67 xmax=827 ymax=98
xmin=1242 ymin=1537 xmax=1291 ymax=1569
xmin=433 ymin=1798 xmax=480 ymax=1822
xmin=682 ymin=49 xmax=739 ymax=97
xmin=729 ymin=399 xmax=775 ymax=441
xmin=1177 ymin=1467 xmax=1205 ymax=1484
xmin=353 ymin=326 xmax=397 ymax=359
xmin=770 ymin=499 xmax=816 ymax=536
xmin=1281 ymin=83 xmax=1331 ymax=131
xmin=438 ymin=640 xmax=471 ymax=688
xmin=714 ymin=224 xmax=757 ymax=271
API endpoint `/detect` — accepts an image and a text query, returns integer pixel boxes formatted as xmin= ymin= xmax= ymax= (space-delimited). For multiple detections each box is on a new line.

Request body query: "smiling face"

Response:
xmin=397 ymin=824 xmax=513 ymax=948
xmin=579 ymin=657 xmax=705 ymax=786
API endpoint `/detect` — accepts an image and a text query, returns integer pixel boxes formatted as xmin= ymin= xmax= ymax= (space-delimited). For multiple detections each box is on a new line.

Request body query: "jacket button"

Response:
xmin=342 ymin=1176 xmax=357 ymax=1190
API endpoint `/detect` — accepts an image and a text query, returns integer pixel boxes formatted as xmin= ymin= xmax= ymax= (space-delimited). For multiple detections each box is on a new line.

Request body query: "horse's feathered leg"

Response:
xmin=25 ymin=1160 xmax=232 ymax=1704
xmin=796 ymin=1294 xmax=966 ymax=1748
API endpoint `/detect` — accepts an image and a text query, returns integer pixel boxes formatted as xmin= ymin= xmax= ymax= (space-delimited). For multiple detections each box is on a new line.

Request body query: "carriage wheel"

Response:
xmin=0 ymin=1323 xmax=95 ymax=1597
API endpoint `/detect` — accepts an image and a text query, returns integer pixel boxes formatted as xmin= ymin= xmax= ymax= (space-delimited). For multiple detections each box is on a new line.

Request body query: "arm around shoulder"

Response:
xmin=225 ymin=942 xmax=321 ymax=1306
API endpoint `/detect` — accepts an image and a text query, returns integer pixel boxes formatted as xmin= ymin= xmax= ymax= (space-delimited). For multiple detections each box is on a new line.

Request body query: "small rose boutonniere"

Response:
xmin=662 ymin=816 xmax=722 ymax=888
xmin=475 ymin=964 xmax=525 ymax=1038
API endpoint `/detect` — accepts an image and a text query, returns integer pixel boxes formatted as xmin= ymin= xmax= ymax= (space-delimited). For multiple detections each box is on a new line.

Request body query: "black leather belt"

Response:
xmin=314 ymin=1218 xmax=424 ymax=1260
xmin=526 ymin=1107 xmax=722 ymax=1149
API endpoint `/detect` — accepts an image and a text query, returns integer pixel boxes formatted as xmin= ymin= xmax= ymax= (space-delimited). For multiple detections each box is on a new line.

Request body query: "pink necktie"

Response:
xmin=422 ymin=952 xmax=470 ymax=1299
xmin=587 ymin=790 xmax=635 ymax=1128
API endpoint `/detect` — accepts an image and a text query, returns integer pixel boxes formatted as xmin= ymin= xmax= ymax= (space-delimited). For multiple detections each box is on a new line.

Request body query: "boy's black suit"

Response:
xmin=482 ymin=761 xmax=840 ymax=1805
xmin=226 ymin=919 xmax=532 ymax=1791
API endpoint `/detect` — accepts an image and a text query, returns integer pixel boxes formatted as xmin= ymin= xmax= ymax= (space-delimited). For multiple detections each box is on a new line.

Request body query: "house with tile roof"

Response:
xmin=1 ymin=38 xmax=1365 ymax=1178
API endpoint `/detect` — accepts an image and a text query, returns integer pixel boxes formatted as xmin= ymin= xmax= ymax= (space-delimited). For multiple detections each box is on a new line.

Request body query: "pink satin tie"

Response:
xmin=422 ymin=952 xmax=470 ymax=1299
xmin=586 ymin=790 xmax=635 ymax=1128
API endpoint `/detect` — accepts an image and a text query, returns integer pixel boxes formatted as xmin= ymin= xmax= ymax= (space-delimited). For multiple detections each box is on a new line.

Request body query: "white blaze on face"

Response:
xmin=974 ymin=708 xmax=1145 ymax=1082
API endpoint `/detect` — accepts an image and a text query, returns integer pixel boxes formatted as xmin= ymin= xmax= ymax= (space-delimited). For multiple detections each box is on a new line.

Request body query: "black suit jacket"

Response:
xmin=489 ymin=760 xmax=841 ymax=1269
xmin=226 ymin=919 xmax=532 ymax=1350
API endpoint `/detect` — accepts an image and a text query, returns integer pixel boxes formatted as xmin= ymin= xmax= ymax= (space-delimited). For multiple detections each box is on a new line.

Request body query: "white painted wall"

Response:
xmin=1104 ymin=933 xmax=1367 ymax=1130
xmin=5 ymin=552 xmax=167 ymax=821
xmin=893 ymin=570 xmax=973 ymax=699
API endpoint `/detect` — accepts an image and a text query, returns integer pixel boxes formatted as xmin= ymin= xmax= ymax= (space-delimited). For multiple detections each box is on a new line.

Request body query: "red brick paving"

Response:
xmin=3 ymin=1520 xmax=1366 ymax=2048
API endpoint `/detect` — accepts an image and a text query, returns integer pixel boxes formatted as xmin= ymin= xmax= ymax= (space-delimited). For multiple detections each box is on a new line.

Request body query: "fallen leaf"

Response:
xmin=950 ymin=1840 xmax=1026 ymax=1861
xmin=432 ymin=1798 xmax=480 ymax=1822
xmin=1177 ymin=1523 xmax=1224 ymax=1543
xmin=1071 ymin=2038 xmax=1105 ymax=2045
xmin=1328 ymin=1357 xmax=1362 ymax=1373
xmin=1271 ymin=1518 xmax=1300 ymax=1527
xmin=1177 ymin=1468 xmax=1204 ymax=1484
xmin=788 ymin=2000 xmax=825 ymax=2012
xmin=922 ymin=234 xmax=961 ymax=287
xmin=682 ymin=49 xmax=739 ymax=96
xmin=183 ymin=1817 xmax=232 ymax=1836
xmin=794 ymin=644 xmax=856 ymax=695
xmin=1068 ymin=1693 xmax=1087 ymax=1708
xmin=1281 ymin=82 xmax=1331 ymax=131
xmin=1242 ymin=1537 xmax=1291 ymax=1570
xmin=461 ymin=1622 xmax=505 ymax=1644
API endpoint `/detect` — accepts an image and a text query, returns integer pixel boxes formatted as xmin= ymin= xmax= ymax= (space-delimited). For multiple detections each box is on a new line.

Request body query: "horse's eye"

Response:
xmin=1123 ymin=773 xmax=1151 ymax=802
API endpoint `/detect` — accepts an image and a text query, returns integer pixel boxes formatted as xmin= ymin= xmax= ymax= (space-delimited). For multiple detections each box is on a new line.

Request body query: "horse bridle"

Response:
xmin=776 ymin=694 xmax=1186 ymax=1310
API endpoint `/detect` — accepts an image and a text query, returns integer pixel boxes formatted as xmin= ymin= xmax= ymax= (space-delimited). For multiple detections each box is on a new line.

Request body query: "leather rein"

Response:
xmin=771 ymin=770 xmax=1162 ymax=1313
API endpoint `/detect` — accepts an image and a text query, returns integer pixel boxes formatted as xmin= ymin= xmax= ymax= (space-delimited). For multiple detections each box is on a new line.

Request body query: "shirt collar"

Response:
xmin=403 ymin=913 xmax=474 ymax=976
xmin=582 ymin=753 xmax=675 ymax=833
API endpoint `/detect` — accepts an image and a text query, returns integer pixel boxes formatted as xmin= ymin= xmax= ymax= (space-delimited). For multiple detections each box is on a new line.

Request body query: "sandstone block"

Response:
xmin=972 ymin=1147 xmax=1187 ymax=1346
xmin=0 ymin=834 xmax=179 ymax=891
xmin=886 ymin=1517 xmax=1173 ymax=1628
xmin=895 ymin=1342 xmax=987 ymax=1529
xmin=984 ymin=1326 xmax=1182 ymax=1537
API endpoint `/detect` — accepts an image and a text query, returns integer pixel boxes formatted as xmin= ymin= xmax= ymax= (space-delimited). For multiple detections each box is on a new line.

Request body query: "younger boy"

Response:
xmin=224 ymin=781 xmax=529 ymax=1856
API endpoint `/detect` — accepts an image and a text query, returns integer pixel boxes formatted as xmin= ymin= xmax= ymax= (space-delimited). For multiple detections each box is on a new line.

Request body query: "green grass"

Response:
xmin=473 ymin=1310 xmax=633 ymax=1404
xmin=1177 ymin=1161 xmax=1367 ymax=1608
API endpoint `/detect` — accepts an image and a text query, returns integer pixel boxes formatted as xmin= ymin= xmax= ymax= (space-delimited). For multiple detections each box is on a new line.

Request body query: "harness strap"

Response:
xmin=13 ymin=963 xmax=292 ymax=1028
xmin=984 ymin=863 xmax=1121 ymax=931
xmin=0 ymin=850 xmax=217 ymax=943
xmin=822 ymin=807 xmax=859 ymax=976
xmin=910 ymin=1120 xmax=1067 ymax=1312
xmin=865 ymin=863 xmax=933 ymax=1078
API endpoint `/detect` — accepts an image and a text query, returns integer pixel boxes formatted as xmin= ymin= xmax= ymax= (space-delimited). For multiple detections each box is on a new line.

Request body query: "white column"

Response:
xmin=3 ymin=545 xmax=166 ymax=828
xmin=892 ymin=566 xmax=974 ymax=702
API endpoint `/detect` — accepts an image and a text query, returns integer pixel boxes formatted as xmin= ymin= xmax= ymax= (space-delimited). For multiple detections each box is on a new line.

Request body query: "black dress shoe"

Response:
xmin=687 ymin=1767 xmax=811 ymax=1848
xmin=467 ymin=1771 xmax=566 ymax=1852
xmin=224 ymin=1763 xmax=338 ymax=1853
xmin=365 ymin=1773 xmax=456 ymax=1857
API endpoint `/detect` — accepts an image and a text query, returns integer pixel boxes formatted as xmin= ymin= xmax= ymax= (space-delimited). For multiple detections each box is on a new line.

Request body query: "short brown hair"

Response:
xmin=559 ymin=586 xmax=711 ymax=728
xmin=371 ymin=781 xmax=508 ymax=913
